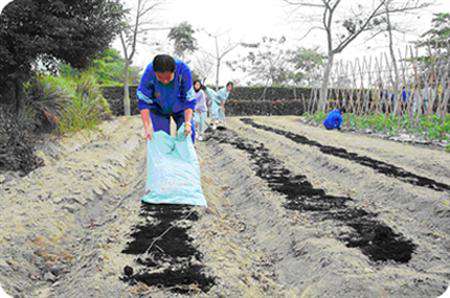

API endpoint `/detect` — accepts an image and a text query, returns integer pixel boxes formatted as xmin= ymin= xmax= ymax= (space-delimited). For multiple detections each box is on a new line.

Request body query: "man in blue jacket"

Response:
xmin=323 ymin=108 xmax=343 ymax=130
xmin=137 ymin=54 xmax=197 ymax=142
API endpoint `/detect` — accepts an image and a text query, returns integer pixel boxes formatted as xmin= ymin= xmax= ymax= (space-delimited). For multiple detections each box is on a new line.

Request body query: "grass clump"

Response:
xmin=56 ymin=71 xmax=111 ymax=134
xmin=28 ymin=71 xmax=111 ymax=135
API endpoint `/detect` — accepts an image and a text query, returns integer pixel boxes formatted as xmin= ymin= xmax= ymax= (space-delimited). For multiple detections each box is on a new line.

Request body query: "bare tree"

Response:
xmin=191 ymin=52 xmax=215 ymax=83
xmin=370 ymin=0 xmax=432 ymax=89
xmin=228 ymin=37 xmax=290 ymax=86
xmin=284 ymin=0 xmax=387 ymax=110
xmin=119 ymin=0 xmax=168 ymax=116
xmin=202 ymin=30 xmax=240 ymax=89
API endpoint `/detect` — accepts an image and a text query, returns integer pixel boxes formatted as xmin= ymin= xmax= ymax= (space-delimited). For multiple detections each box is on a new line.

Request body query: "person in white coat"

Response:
xmin=193 ymin=80 xmax=208 ymax=141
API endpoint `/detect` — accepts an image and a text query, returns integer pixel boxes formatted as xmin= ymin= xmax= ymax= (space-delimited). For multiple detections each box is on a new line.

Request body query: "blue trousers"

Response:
xmin=150 ymin=111 xmax=196 ymax=143
xmin=194 ymin=111 xmax=207 ymax=135
xmin=211 ymin=100 xmax=225 ymax=121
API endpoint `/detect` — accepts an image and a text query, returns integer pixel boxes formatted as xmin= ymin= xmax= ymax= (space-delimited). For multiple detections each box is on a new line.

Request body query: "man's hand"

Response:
xmin=184 ymin=122 xmax=192 ymax=137
xmin=144 ymin=126 xmax=153 ymax=140
xmin=140 ymin=109 xmax=153 ymax=141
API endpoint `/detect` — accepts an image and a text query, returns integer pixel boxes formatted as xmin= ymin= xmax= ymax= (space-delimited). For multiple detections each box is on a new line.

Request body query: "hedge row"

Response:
xmin=101 ymin=86 xmax=310 ymax=116
xmin=228 ymin=86 xmax=310 ymax=101
xmin=102 ymin=86 xmax=307 ymax=116
xmin=225 ymin=100 xmax=306 ymax=116
xmin=102 ymin=86 xmax=138 ymax=115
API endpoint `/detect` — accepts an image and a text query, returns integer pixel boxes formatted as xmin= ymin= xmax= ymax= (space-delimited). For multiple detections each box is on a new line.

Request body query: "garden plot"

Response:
xmin=208 ymin=127 xmax=417 ymax=263
xmin=259 ymin=116 xmax=450 ymax=182
xmin=0 ymin=116 xmax=448 ymax=297
xmin=0 ymin=116 xmax=285 ymax=297
xmin=200 ymin=122 xmax=449 ymax=297
xmin=240 ymin=118 xmax=450 ymax=192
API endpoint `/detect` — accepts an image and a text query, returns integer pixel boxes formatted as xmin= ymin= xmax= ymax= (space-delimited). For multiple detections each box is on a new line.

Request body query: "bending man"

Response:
xmin=137 ymin=54 xmax=196 ymax=142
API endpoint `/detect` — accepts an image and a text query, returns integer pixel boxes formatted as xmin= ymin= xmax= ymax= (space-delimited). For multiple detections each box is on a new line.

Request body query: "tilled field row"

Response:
xmin=209 ymin=128 xmax=416 ymax=264
xmin=230 ymin=117 xmax=450 ymax=249
xmin=121 ymin=204 xmax=215 ymax=295
xmin=241 ymin=118 xmax=450 ymax=193
xmin=260 ymin=116 xmax=450 ymax=182
xmin=199 ymin=122 xmax=449 ymax=297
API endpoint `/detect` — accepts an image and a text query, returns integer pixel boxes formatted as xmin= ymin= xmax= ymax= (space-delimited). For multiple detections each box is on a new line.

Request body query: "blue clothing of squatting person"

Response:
xmin=323 ymin=109 xmax=343 ymax=130
xmin=137 ymin=54 xmax=197 ymax=142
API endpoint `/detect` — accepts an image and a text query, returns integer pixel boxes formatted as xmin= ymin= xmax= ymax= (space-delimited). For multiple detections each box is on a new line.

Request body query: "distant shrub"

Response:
xmin=57 ymin=71 xmax=111 ymax=134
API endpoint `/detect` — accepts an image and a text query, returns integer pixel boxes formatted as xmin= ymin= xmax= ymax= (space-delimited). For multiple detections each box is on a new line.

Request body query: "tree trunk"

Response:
xmin=385 ymin=1 xmax=399 ymax=91
xmin=14 ymin=73 xmax=25 ymax=114
xmin=123 ymin=60 xmax=131 ymax=116
xmin=215 ymin=58 xmax=221 ymax=90
xmin=320 ymin=53 xmax=334 ymax=111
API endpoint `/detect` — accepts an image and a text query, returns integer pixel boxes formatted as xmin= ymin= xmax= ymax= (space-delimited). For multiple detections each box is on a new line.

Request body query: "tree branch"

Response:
xmin=138 ymin=2 xmax=162 ymax=18
xmin=120 ymin=31 xmax=129 ymax=60
xmin=128 ymin=0 xmax=142 ymax=61
xmin=220 ymin=43 xmax=240 ymax=59
xmin=282 ymin=0 xmax=325 ymax=7
xmin=334 ymin=0 xmax=386 ymax=53
xmin=373 ymin=1 xmax=431 ymax=18
xmin=363 ymin=28 xmax=387 ymax=43
xmin=298 ymin=26 xmax=325 ymax=42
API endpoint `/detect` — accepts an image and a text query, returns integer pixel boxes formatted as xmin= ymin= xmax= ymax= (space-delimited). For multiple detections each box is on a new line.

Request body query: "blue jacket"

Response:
xmin=204 ymin=87 xmax=230 ymax=104
xmin=401 ymin=88 xmax=410 ymax=103
xmin=323 ymin=109 xmax=343 ymax=130
xmin=137 ymin=60 xmax=196 ymax=115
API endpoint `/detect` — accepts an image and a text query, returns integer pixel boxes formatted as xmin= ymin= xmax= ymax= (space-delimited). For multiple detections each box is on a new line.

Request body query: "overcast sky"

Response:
xmin=1 ymin=0 xmax=449 ymax=85
xmin=123 ymin=0 xmax=450 ymax=85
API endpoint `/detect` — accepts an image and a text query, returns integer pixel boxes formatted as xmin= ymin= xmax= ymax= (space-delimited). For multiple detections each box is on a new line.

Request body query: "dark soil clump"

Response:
xmin=122 ymin=204 xmax=215 ymax=294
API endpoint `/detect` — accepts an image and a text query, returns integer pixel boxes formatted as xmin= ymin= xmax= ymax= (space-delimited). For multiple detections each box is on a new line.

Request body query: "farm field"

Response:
xmin=0 ymin=116 xmax=448 ymax=297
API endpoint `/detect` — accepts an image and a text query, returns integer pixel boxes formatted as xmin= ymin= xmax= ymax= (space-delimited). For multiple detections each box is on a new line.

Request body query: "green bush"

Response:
xmin=313 ymin=111 xmax=327 ymax=123
xmin=57 ymin=71 xmax=111 ymax=134
xmin=22 ymin=75 xmax=72 ymax=132
xmin=26 ymin=70 xmax=111 ymax=135
xmin=59 ymin=48 xmax=141 ymax=87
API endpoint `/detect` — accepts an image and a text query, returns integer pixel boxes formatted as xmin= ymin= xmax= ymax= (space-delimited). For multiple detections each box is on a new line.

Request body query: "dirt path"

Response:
xmin=0 ymin=116 xmax=448 ymax=297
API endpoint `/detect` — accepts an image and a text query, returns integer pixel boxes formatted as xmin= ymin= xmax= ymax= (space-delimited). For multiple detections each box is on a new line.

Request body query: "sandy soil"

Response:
xmin=0 ymin=116 xmax=448 ymax=297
